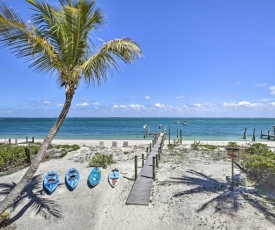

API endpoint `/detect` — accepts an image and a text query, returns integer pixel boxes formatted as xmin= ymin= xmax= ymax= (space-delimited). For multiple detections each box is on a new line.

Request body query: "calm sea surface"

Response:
xmin=0 ymin=117 xmax=275 ymax=141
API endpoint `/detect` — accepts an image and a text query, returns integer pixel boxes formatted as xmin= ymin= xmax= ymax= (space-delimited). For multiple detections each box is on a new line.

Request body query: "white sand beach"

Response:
xmin=1 ymin=139 xmax=275 ymax=229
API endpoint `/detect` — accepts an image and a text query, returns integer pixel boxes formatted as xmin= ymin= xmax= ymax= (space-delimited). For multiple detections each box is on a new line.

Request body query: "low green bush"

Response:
xmin=227 ymin=142 xmax=239 ymax=148
xmin=201 ymin=144 xmax=217 ymax=150
xmin=242 ymin=143 xmax=275 ymax=187
xmin=0 ymin=145 xmax=27 ymax=172
xmin=89 ymin=154 xmax=115 ymax=169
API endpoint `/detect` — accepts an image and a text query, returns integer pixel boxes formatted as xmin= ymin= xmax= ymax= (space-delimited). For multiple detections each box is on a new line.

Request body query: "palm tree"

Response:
xmin=0 ymin=0 xmax=142 ymax=219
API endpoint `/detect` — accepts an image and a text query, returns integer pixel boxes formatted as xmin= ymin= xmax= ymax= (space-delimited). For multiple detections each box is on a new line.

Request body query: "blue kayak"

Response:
xmin=88 ymin=167 xmax=101 ymax=187
xmin=65 ymin=168 xmax=80 ymax=190
xmin=43 ymin=171 xmax=59 ymax=194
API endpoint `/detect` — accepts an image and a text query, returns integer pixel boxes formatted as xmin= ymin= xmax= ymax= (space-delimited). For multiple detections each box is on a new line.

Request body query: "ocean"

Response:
xmin=0 ymin=117 xmax=275 ymax=141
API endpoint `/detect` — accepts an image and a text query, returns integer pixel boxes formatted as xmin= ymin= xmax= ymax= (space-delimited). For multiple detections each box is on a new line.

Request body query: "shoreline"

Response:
xmin=2 ymin=138 xmax=275 ymax=148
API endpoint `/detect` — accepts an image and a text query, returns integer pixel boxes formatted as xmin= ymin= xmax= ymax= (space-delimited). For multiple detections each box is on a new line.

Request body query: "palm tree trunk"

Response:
xmin=0 ymin=90 xmax=75 ymax=220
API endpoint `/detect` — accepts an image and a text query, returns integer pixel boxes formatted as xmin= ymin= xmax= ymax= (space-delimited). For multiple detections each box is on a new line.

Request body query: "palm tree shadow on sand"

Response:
xmin=160 ymin=169 xmax=275 ymax=222
xmin=0 ymin=174 xmax=62 ymax=225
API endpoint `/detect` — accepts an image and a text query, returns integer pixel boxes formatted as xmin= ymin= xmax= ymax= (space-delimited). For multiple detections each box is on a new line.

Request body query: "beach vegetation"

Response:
xmin=55 ymin=144 xmax=80 ymax=151
xmin=0 ymin=145 xmax=27 ymax=172
xmin=89 ymin=154 xmax=115 ymax=169
xmin=167 ymin=143 xmax=175 ymax=150
xmin=227 ymin=142 xmax=239 ymax=148
xmin=201 ymin=144 xmax=217 ymax=150
xmin=240 ymin=143 xmax=275 ymax=188
xmin=0 ymin=0 xmax=142 ymax=218
xmin=0 ymin=211 xmax=12 ymax=229
xmin=191 ymin=141 xmax=200 ymax=150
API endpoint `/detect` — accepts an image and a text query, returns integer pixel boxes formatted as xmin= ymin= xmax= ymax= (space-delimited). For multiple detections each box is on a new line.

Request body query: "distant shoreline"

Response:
xmin=2 ymin=138 xmax=275 ymax=148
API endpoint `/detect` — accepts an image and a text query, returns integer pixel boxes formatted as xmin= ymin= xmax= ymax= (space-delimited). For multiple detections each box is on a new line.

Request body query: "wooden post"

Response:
xmin=26 ymin=136 xmax=28 ymax=143
xmin=180 ymin=130 xmax=182 ymax=144
xmin=152 ymin=139 xmax=154 ymax=148
xmin=142 ymin=154 xmax=144 ymax=167
xmin=169 ymin=129 xmax=170 ymax=144
xmin=153 ymin=156 xmax=156 ymax=181
xmin=226 ymin=147 xmax=239 ymax=191
xmin=231 ymin=156 xmax=234 ymax=190
xmin=158 ymin=147 xmax=161 ymax=161
xmin=135 ymin=155 xmax=138 ymax=181
xmin=156 ymin=154 xmax=159 ymax=168
xmin=268 ymin=131 xmax=270 ymax=139
xmin=15 ymin=139 xmax=17 ymax=145
xmin=8 ymin=139 xmax=11 ymax=145
xmin=243 ymin=128 xmax=246 ymax=140
xmin=252 ymin=128 xmax=256 ymax=141
xmin=177 ymin=129 xmax=178 ymax=138
xmin=149 ymin=143 xmax=152 ymax=152
xmin=261 ymin=130 xmax=262 ymax=139
xmin=32 ymin=136 xmax=34 ymax=143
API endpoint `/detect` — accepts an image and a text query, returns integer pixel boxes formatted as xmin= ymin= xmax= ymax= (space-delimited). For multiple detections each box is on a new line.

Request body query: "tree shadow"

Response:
xmin=160 ymin=169 xmax=275 ymax=221
xmin=0 ymin=174 xmax=62 ymax=224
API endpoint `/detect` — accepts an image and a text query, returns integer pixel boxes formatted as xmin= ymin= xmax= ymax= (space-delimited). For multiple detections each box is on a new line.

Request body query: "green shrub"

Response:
xmin=242 ymin=143 xmax=275 ymax=187
xmin=201 ymin=144 xmax=217 ymax=150
xmin=0 ymin=145 xmax=27 ymax=172
xmin=227 ymin=142 xmax=239 ymax=148
xmin=55 ymin=144 xmax=80 ymax=151
xmin=167 ymin=144 xmax=174 ymax=150
xmin=89 ymin=154 xmax=115 ymax=169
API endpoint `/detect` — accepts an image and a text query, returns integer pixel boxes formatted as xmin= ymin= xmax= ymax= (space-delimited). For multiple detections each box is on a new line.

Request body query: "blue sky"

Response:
xmin=1 ymin=0 xmax=275 ymax=117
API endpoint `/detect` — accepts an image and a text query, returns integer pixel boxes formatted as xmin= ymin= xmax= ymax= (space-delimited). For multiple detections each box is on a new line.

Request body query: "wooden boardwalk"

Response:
xmin=126 ymin=133 xmax=164 ymax=206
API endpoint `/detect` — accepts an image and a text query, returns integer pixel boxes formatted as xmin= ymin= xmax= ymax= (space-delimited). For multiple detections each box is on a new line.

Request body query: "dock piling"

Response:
xmin=135 ymin=155 xmax=138 ymax=181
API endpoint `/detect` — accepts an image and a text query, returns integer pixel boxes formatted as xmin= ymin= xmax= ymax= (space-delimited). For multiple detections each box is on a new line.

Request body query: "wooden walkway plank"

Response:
xmin=126 ymin=134 xmax=164 ymax=205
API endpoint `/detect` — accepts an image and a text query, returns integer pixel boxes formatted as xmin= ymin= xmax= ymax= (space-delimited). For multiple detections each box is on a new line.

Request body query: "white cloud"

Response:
xmin=223 ymin=102 xmax=237 ymax=107
xmin=113 ymin=104 xmax=127 ymax=108
xmin=237 ymin=101 xmax=258 ymax=107
xmin=155 ymin=103 xmax=165 ymax=108
xmin=269 ymin=85 xmax=275 ymax=95
xmin=129 ymin=104 xmax=145 ymax=108
xmin=76 ymin=102 xmax=89 ymax=107
xmin=175 ymin=95 xmax=183 ymax=99
xmin=93 ymin=102 xmax=100 ymax=106
xmin=57 ymin=103 xmax=64 ymax=107
xmin=43 ymin=100 xmax=50 ymax=105
xmin=145 ymin=96 xmax=151 ymax=100
xmin=193 ymin=103 xmax=201 ymax=107
xmin=256 ymin=82 xmax=268 ymax=87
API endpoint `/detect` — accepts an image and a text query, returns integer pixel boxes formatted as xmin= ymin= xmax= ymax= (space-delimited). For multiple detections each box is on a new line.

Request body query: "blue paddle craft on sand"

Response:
xmin=108 ymin=168 xmax=120 ymax=188
xmin=88 ymin=167 xmax=101 ymax=187
xmin=43 ymin=171 xmax=59 ymax=194
xmin=65 ymin=168 xmax=80 ymax=190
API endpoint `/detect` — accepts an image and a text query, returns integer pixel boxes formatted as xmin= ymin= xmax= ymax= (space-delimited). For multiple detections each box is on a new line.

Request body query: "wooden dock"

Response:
xmin=261 ymin=130 xmax=275 ymax=140
xmin=126 ymin=133 xmax=164 ymax=206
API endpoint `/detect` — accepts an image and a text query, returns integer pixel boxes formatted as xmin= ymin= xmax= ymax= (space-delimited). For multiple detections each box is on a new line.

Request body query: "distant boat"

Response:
xmin=183 ymin=121 xmax=188 ymax=125
xmin=175 ymin=120 xmax=181 ymax=124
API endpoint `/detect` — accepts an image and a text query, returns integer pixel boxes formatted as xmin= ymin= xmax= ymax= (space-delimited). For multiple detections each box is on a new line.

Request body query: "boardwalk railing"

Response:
xmin=126 ymin=133 xmax=164 ymax=206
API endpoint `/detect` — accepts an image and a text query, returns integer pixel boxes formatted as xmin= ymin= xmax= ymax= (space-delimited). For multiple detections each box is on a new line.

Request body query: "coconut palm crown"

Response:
xmin=0 ymin=0 xmax=142 ymax=219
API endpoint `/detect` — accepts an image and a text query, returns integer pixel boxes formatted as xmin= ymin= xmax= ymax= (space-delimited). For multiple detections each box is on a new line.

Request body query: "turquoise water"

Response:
xmin=0 ymin=117 xmax=275 ymax=141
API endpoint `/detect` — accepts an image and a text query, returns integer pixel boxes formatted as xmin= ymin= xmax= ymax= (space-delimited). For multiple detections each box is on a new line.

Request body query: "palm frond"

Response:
xmin=0 ymin=1 xmax=62 ymax=73
xmin=80 ymin=38 xmax=142 ymax=85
